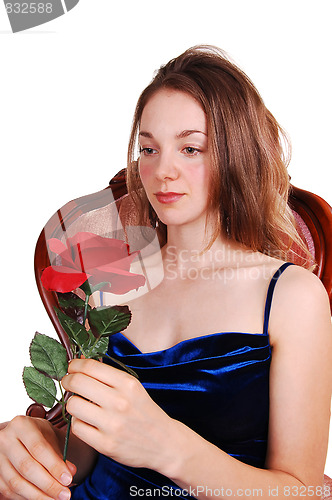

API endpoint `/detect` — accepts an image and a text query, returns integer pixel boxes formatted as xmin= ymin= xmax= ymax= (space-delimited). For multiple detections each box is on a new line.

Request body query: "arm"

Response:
xmin=164 ymin=267 xmax=332 ymax=499
xmin=62 ymin=267 xmax=332 ymax=499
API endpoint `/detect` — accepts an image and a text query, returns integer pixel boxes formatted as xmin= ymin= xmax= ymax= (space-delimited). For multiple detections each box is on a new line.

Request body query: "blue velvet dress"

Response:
xmin=71 ymin=263 xmax=293 ymax=499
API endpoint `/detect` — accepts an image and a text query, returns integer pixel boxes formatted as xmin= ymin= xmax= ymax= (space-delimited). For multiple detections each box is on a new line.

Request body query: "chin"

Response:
xmin=152 ymin=202 xmax=208 ymax=228
xmin=156 ymin=215 xmax=183 ymax=226
xmin=156 ymin=211 xmax=202 ymax=228
xmin=154 ymin=212 xmax=184 ymax=226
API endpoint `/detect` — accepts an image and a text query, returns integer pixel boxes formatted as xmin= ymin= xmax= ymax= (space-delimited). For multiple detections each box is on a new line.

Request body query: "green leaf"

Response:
xmin=30 ymin=333 xmax=68 ymax=381
xmin=85 ymin=336 xmax=109 ymax=359
xmin=55 ymin=308 xmax=89 ymax=353
xmin=23 ymin=367 xmax=57 ymax=408
xmin=57 ymin=292 xmax=90 ymax=325
xmin=57 ymin=292 xmax=88 ymax=310
xmin=88 ymin=305 xmax=132 ymax=338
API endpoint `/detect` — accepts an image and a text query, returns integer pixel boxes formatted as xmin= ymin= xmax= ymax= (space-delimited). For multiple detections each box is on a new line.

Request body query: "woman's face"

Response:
xmin=138 ymin=89 xmax=211 ymax=229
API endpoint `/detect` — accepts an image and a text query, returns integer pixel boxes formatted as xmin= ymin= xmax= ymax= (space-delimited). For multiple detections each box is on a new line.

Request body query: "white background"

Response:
xmin=0 ymin=0 xmax=331 ymax=476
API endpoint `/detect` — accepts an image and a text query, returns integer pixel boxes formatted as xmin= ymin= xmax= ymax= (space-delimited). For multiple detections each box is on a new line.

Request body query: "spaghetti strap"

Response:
xmin=263 ymin=262 xmax=295 ymax=335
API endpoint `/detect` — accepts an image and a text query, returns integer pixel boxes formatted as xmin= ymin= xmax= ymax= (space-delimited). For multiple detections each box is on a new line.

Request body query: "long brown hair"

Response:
xmin=127 ymin=45 xmax=313 ymax=267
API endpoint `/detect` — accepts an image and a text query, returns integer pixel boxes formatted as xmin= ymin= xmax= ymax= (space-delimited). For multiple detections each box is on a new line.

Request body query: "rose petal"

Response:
xmin=41 ymin=266 xmax=89 ymax=293
xmin=89 ymin=252 xmax=139 ymax=274
xmin=75 ymin=247 xmax=128 ymax=271
xmin=44 ymin=233 xmax=145 ymax=295
xmin=48 ymin=238 xmax=68 ymax=255
xmin=89 ymin=266 xmax=146 ymax=294
xmin=100 ymin=271 xmax=146 ymax=295
xmin=76 ymin=234 xmax=128 ymax=252
xmin=69 ymin=233 xmax=125 ymax=250
xmin=47 ymin=239 xmax=74 ymax=268
xmin=69 ymin=233 xmax=128 ymax=266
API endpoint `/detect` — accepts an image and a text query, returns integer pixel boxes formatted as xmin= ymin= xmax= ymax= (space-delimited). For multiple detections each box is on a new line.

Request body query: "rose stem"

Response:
xmin=63 ymin=292 xmax=90 ymax=462
xmin=63 ymin=415 xmax=72 ymax=462
xmin=83 ymin=293 xmax=90 ymax=329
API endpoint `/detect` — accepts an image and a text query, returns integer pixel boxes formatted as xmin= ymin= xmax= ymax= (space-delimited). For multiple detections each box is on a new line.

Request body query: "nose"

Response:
xmin=154 ymin=151 xmax=179 ymax=182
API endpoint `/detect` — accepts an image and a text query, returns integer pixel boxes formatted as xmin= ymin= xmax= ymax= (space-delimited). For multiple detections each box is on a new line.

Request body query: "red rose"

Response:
xmin=41 ymin=232 xmax=146 ymax=294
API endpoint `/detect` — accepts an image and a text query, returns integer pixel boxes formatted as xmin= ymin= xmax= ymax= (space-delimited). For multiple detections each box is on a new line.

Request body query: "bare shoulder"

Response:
xmin=269 ymin=264 xmax=332 ymax=345
xmin=274 ymin=264 xmax=330 ymax=311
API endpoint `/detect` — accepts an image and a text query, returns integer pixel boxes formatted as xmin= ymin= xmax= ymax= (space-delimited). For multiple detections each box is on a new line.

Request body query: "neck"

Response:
xmin=161 ymin=219 xmax=249 ymax=276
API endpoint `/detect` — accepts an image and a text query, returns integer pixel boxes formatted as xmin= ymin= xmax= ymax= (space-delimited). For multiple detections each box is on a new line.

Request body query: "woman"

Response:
xmin=0 ymin=46 xmax=331 ymax=500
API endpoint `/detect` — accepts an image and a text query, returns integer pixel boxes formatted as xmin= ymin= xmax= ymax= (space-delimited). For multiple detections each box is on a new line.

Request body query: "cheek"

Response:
xmin=187 ymin=162 xmax=211 ymax=209
xmin=138 ymin=162 xmax=154 ymax=188
xmin=187 ymin=162 xmax=211 ymax=189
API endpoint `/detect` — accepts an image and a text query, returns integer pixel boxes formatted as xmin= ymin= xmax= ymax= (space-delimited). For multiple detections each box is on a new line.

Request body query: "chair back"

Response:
xmin=289 ymin=185 xmax=332 ymax=307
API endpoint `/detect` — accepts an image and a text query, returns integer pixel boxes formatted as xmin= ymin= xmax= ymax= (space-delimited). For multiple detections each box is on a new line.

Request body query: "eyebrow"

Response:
xmin=177 ymin=129 xmax=207 ymax=138
xmin=139 ymin=129 xmax=207 ymax=139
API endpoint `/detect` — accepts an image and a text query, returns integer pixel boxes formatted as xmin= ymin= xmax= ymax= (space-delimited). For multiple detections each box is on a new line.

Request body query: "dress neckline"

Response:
xmin=110 ymin=262 xmax=294 ymax=357
xmin=112 ymin=329 xmax=269 ymax=356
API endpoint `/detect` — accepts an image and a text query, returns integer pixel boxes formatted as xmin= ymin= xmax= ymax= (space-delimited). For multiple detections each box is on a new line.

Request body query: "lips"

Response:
xmin=155 ymin=192 xmax=185 ymax=204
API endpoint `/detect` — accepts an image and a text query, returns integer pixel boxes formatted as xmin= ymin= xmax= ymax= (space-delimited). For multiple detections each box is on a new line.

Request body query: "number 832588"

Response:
xmin=5 ymin=3 xmax=53 ymax=14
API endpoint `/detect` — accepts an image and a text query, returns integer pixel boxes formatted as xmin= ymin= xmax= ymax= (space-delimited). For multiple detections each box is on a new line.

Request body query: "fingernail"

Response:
xmin=58 ymin=490 xmax=71 ymax=500
xmin=60 ymin=472 xmax=72 ymax=486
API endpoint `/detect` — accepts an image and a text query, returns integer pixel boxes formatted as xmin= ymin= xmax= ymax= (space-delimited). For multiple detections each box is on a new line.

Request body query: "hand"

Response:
xmin=61 ymin=358 xmax=177 ymax=474
xmin=0 ymin=416 xmax=76 ymax=499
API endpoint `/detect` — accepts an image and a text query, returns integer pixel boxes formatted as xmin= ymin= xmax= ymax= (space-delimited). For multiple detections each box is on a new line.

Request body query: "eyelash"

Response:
xmin=139 ymin=147 xmax=157 ymax=156
xmin=139 ymin=147 xmax=202 ymax=156
xmin=183 ymin=147 xmax=201 ymax=156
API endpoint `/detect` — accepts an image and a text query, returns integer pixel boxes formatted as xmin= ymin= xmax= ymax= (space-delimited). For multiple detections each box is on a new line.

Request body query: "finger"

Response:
xmin=66 ymin=395 xmax=104 ymax=428
xmin=70 ymin=416 xmax=105 ymax=455
xmin=66 ymin=358 xmax=132 ymax=388
xmin=0 ymin=458 xmax=59 ymax=500
xmin=7 ymin=444 xmax=72 ymax=500
xmin=13 ymin=418 xmax=73 ymax=487
xmin=0 ymin=474 xmax=23 ymax=500
xmin=66 ymin=461 xmax=77 ymax=478
xmin=62 ymin=372 xmax=112 ymax=408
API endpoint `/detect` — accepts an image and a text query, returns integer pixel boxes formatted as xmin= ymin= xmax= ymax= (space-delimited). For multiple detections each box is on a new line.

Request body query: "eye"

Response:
xmin=183 ymin=146 xmax=201 ymax=156
xmin=139 ymin=147 xmax=158 ymax=156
